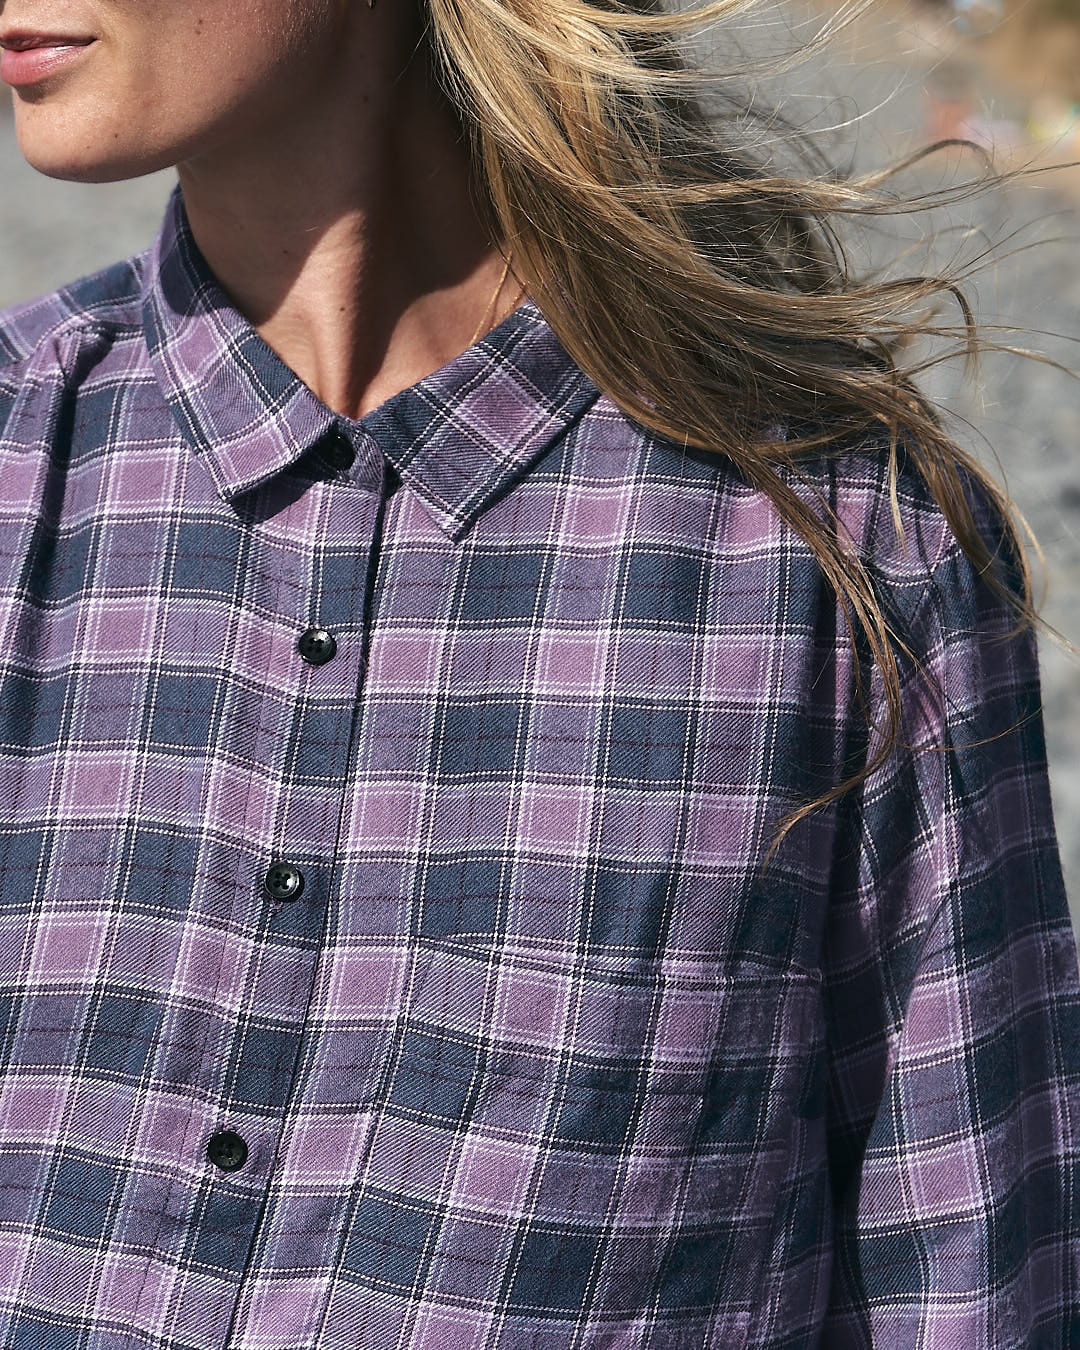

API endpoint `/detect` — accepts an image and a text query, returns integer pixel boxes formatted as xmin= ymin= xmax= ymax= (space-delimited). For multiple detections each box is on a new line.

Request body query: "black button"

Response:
xmin=207 ymin=1130 xmax=248 ymax=1172
xmin=298 ymin=627 xmax=337 ymax=666
xmin=322 ymin=435 xmax=355 ymax=472
xmin=263 ymin=861 xmax=304 ymax=902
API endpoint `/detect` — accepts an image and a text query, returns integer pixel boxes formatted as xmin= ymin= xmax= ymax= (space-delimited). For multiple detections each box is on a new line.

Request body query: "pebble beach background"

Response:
xmin=2 ymin=0 xmax=1079 ymax=935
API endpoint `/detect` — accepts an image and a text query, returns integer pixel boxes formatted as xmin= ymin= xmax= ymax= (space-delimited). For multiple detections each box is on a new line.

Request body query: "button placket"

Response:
xmin=202 ymin=459 xmax=386 ymax=1295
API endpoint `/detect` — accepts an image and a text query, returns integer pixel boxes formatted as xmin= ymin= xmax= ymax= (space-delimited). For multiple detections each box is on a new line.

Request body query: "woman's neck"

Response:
xmin=176 ymin=19 xmax=507 ymax=420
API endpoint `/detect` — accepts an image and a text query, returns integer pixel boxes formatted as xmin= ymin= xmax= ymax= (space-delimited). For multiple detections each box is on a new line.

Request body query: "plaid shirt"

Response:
xmin=0 ymin=185 xmax=1076 ymax=1350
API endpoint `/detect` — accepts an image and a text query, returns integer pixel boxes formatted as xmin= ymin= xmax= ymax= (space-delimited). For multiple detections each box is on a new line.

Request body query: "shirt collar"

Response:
xmin=142 ymin=185 xmax=600 ymax=537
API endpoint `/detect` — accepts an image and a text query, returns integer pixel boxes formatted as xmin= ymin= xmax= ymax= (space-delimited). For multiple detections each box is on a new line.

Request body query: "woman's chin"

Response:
xmin=12 ymin=118 xmax=172 ymax=185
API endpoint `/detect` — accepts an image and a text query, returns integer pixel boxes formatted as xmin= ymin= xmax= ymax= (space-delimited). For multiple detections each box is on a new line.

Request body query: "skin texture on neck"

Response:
xmin=2 ymin=0 xmax=511 ymax=419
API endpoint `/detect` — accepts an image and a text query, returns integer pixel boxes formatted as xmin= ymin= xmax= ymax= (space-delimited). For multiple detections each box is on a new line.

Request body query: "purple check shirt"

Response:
xmin=0 ymin=185 xmax=1077 ymax=1349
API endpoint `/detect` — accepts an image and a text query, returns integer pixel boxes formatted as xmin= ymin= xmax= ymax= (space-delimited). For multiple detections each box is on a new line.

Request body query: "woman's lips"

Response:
xmin=0 ymin=39 xmax=97 ymax=89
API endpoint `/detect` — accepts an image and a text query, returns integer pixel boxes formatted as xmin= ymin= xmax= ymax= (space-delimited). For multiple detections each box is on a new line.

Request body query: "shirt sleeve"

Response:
xmin=819 ymin=509 xmax=1080 ymax=1346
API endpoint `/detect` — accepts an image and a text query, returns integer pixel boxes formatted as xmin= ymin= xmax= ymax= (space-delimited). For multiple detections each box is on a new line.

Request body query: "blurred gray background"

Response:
xmin=2 ymin=0 xmax=1079 ymax=934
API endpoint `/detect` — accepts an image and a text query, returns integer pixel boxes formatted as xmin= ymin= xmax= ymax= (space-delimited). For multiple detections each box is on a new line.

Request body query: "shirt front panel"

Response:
xmin=0 ymin=297 xmax=396 ymax=1345
xmin=229 ymin=415 xmax=836 ymax=1350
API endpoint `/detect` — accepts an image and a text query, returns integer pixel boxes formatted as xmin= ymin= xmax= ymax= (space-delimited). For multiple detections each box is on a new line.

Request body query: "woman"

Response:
xmin=0 ymin=1 xmax=1076 ymax=1346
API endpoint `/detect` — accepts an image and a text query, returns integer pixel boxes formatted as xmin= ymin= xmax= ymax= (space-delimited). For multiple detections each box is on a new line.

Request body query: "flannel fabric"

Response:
xmin=0 ymin=185 xmax=1076 ymax=1350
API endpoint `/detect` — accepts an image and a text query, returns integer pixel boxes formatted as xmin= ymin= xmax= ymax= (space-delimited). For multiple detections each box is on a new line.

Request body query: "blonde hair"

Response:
xmin=424 ymin=0 xmax=1065 ymax=854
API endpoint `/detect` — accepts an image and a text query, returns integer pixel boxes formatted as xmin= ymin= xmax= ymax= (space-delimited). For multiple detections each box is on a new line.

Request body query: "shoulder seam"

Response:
xmin=0 ymin=313 xmax=145 ymax=382
xmin=0 ymin=256 xmax=148 ymax=375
